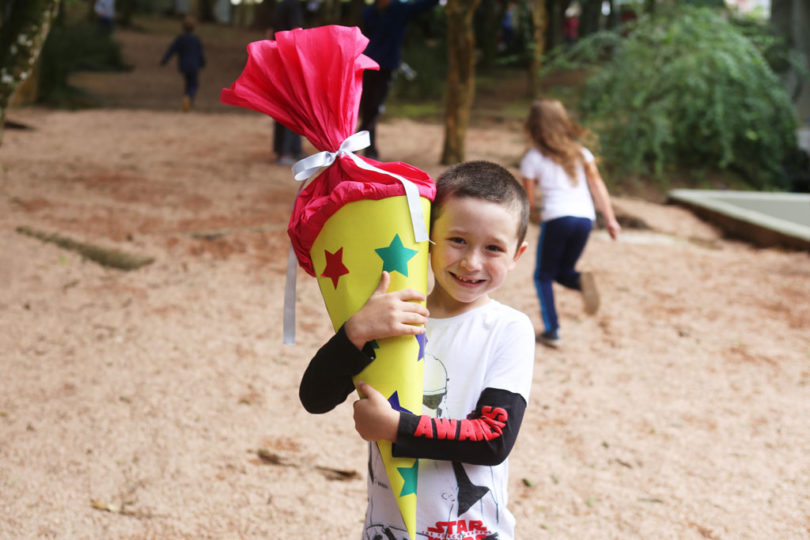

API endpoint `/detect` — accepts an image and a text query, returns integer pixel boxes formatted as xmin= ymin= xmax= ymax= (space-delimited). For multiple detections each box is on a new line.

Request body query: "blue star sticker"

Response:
xmin=374 ymin=234 xmax=417 ymax=277
xmin=387 ymin=391 xmax=414 ymax=415
xmin=416 ymin=333 xmax=427 ymax=361
xmin=398 ymin=460 xmax=419 ymax=497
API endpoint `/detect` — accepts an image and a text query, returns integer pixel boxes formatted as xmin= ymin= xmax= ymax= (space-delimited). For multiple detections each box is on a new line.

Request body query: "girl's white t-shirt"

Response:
xmin=520 ymin=146 xmax=596 ymax=222
xmin=362 ymin=300 xmax=535 ymax=540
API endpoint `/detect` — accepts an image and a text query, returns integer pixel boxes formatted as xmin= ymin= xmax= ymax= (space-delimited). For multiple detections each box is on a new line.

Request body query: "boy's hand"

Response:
xmin=353 ymin=381 xmax=399 ymax=442
xmin=344 ymin=271 xmax=429 ymax=350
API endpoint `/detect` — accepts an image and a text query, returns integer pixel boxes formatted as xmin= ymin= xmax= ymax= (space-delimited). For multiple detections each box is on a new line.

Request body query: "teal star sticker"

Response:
xmin=374 ymin=234 xmax=417 ymax=277
xmin=398 ymin=460 xmax=419 ymax=497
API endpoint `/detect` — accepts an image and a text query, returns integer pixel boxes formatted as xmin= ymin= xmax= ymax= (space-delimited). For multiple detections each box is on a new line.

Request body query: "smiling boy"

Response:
xmin=299 ymin=161 xmax=535 ymax=539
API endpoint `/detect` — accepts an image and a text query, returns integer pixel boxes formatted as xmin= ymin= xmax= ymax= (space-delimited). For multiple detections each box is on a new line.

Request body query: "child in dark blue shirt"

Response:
xmin=161 ymin=16 xmax=206 ymax=112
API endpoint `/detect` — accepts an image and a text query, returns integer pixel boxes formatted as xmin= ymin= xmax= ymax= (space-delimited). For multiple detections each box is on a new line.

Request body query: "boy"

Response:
xmin=299 ymin=161 xmax=535 ymax=539
xmin=160 ymin=17 xmax=206 ymax=112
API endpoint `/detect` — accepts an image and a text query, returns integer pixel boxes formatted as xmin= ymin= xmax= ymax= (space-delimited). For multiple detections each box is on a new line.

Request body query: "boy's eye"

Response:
xmin=486 ymin=244 xmax=505 ymax=253
xmin=448 ymin=237 xmax=466 ymax=245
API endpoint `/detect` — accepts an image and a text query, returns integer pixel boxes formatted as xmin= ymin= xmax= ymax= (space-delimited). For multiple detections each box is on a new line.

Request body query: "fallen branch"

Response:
xmin=16 ymin=226 xmax=154 ymax=271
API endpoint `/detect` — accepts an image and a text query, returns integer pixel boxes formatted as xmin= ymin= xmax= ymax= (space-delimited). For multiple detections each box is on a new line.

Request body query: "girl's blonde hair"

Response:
xmin=525 ymin=98 xmax=588 ymax=185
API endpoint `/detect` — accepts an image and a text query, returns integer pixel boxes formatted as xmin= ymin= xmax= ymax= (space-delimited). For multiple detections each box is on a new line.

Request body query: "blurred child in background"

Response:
xmin=520 ymin=98 xmax=621 ymax=348
xmin=160 ymin=16 xmax=206 ymax=112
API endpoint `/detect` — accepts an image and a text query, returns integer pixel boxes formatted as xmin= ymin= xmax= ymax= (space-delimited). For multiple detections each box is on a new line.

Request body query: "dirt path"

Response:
xmin=1 ymin=18 xmax=809 ymax=539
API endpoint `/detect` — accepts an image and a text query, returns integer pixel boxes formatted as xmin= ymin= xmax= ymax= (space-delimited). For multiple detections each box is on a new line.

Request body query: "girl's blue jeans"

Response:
xmin=534 ymin=216 xmax=593 ymax=333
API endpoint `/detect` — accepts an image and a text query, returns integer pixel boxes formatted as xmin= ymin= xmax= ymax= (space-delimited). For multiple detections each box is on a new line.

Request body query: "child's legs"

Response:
xmin=534 ymin=220 xmax=567 ymax=332
xmin=555 ymin=217 xmax=593 ymax=290
xmin=183 ymin=70 xmax=199 ymax=100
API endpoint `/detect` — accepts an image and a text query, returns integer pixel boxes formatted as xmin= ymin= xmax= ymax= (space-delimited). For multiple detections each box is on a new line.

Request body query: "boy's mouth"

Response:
xmin=450 ymin=272 xmax=485 ymax=285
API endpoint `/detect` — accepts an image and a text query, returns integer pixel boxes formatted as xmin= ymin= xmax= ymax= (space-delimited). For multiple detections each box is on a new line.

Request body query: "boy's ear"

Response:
xmin=511 ymin=241 xmax=529 ymax=266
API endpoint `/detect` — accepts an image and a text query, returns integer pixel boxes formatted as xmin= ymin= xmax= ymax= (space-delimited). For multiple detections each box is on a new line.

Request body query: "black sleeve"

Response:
xmin=160 ymin=37 xmax=178 ymax=65
xmin=298 ymin=325 xmax=375 ymax=414
xmin=392 ymin=387 xmax=527 ymax=466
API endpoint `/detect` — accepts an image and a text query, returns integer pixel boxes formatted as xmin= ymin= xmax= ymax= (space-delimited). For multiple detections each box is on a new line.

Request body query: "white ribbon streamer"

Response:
xmin=283 ymin=131 xmax=430 ymax=345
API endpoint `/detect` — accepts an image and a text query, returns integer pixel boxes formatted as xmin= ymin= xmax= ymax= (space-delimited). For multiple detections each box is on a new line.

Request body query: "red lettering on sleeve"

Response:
xmin=434 ymin=418 xmax=457 ymax=440
xmin=413 ymin=415 xmax=434 ymax=438
xmin=458 ymin=419 xmax=481 ymax=441
xmin=482 ymin=406 xmax=508 ymax=423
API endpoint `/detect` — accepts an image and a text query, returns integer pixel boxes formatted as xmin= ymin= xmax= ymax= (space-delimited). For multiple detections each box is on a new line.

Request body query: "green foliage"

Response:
xmin=38 ymin=21 xmax=127 ymax=107
xmin=542 ymin=7 xmax=798 ymax=189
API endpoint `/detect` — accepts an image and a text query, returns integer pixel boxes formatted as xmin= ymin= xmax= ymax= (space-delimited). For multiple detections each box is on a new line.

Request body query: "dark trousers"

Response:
xmin=534 ymin=216 xmax=593 ymax=332
xmin=183 ymin=70 xmax=199 ymax=100
xmin=358 ymin=68 xmax=393 ymax=158
xmin=274 ymin=122 xmax=302 ymax=158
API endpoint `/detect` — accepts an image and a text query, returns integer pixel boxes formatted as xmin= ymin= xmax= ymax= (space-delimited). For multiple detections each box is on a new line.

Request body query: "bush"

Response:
xmin=38 ymin=21 xmax=127 ymax=106
xmin=542 ymin=6 xmax=798 ymax=189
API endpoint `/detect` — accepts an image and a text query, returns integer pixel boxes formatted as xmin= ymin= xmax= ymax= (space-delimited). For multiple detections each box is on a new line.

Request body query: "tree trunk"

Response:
xmin=441 ymin=0 xmax=482 ymax=165
xmin=118 ymin=0 xmax=135 ymax=27
xmin=198 ymin=0 xmax=216 ymax=23
xmin=316 ymin=0 xmax=342 ymax=26
xmin=475 ymin=0 xmax=498 ymax=71
xmin=253 ymin=0 xmax=276 ymax=31
xmin=544 ymin=0 xmax=563 ymax=51
xmin=579 ymin=0 xmax=600 ymax=38
xmin=348 ymin=0 xmax=366 ymax=27
xmin=0 ymin=0 xmax=61 ymax=145
xmin=528 ymin=0 xmax=548 ymax=98
xmin=771 ymin=0 xmax=810 ymax=118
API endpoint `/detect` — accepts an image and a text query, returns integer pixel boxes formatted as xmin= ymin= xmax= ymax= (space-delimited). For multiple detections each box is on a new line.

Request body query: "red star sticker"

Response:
xmin=321 ymin=247 xmax=350 ymax=289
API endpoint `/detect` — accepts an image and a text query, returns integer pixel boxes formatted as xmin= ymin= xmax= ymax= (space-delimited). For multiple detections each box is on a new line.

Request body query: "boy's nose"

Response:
xmin=460 ymin=250 xmax=481 ymax=270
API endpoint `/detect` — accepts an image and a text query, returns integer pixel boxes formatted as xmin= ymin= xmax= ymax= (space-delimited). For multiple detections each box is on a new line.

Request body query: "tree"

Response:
xmin=441 ymin=0 xmax=482 ymax=164
xmin=771 ymin=0 xmax=810 ymax=114
xmin=0 ymin=0 xmax=61 ymax=145
xmin=543 ymin=6 xmax=797 ymax=188
xmin=528 ymin=0 xmax=548 ymax=97
xmin=316 ymin=0 xmax=343 ymax=26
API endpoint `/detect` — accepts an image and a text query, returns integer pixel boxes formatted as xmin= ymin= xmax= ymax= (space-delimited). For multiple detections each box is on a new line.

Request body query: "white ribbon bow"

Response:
xmin=291 ymin=131 xmax=371 ymax=181
xmin=283 ymin=131 xmax=430 ymax=345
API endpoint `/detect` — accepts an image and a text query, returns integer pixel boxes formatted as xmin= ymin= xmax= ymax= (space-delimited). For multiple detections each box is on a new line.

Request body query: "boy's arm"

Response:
xmin=354 ymin=384 xmax=526 ymax=466
xmin=299 ymin=325 xmax=376 ymax=414
xmin=300 ymin=272 xmax=427 ymax=414
xmin=393 ymin=388 xmax=527 ymax=466
xmin=160 ymin=38 xmax=178 ymax=66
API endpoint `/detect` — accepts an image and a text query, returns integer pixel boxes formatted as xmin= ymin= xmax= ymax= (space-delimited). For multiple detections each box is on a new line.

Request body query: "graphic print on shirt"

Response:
xmin=422 ymin=352 xmax=448 ymax=416
xmin=419 ymin=353 xmax=502 ymax=539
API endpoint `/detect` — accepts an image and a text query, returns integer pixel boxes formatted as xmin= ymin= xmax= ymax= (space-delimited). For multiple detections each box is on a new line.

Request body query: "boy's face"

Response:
xmin=428 ymin=196 xmax=527 ymax=317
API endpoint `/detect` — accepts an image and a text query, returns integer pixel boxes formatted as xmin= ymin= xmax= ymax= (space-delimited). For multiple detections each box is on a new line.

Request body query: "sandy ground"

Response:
xmin=2 ymin=20 xmax=810 ymax=540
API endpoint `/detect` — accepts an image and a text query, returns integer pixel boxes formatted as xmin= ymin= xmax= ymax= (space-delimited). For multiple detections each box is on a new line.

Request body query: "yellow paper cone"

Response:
xmin=311 ymin=195 xmax=430 ymax=539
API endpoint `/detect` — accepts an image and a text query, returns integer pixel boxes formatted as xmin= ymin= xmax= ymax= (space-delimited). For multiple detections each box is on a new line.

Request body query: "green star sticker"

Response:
xmin=374 ymin=234 xmax=417 ymax=277
xmin=398 ymin=460 xmax=419 ymax=497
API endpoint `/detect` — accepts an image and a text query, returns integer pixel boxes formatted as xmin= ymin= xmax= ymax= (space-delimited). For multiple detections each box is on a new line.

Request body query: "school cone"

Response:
xmin=310 ymin=195 xmax=430 ymax=539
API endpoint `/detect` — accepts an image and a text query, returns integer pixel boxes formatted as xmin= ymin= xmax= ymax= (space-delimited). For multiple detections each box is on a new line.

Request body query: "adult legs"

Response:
xmin=357 ymin=68 xmax=393 ymax=159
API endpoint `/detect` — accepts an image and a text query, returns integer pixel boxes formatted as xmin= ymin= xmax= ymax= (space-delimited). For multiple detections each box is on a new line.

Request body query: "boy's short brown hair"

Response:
xmin=431 ymin=160 xmax=529 ymax=250
xmin=182 ymin=16 xmax=196 ymax=33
